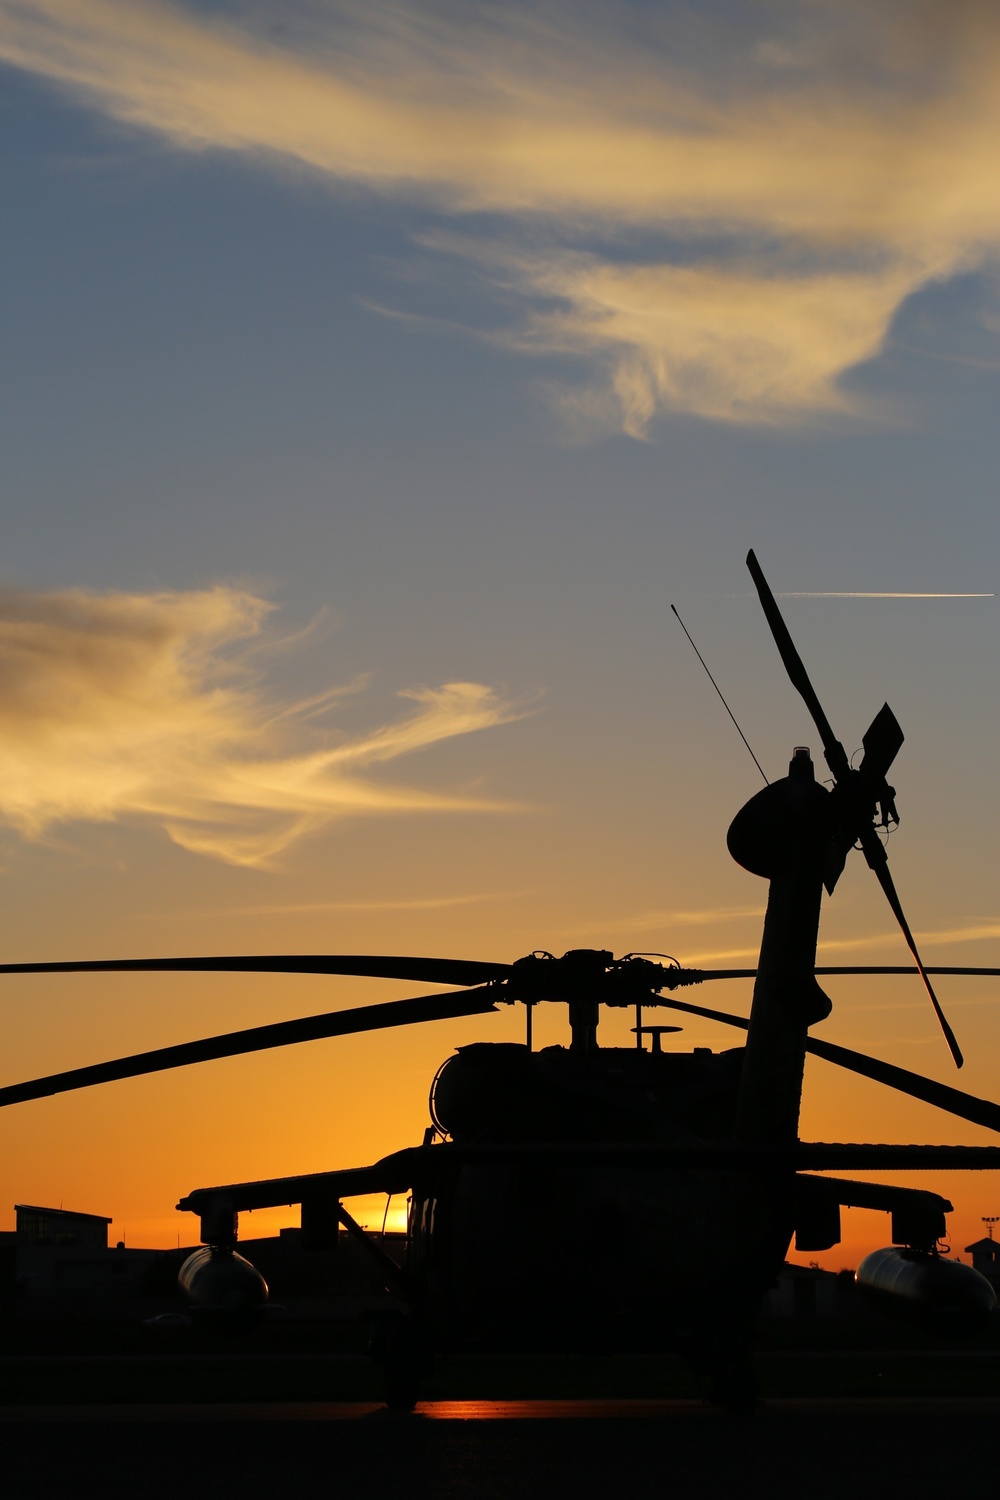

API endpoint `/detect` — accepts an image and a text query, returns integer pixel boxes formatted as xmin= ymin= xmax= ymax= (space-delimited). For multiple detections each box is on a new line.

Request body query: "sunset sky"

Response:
xmin=2 ymin=0 xmax=1000 ymax=1270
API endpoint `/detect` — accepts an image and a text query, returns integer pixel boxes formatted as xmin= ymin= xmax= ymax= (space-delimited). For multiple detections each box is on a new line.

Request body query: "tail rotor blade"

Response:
xmin=860 ymin=703 xmax=904 ymax=784
xmin=747 ymin=549 xmax=962 ymax=1069
xmin=859 ymin=828 xmax=964 ymax=1067
xmin=746 ymin=549 xmax=849 ymax=779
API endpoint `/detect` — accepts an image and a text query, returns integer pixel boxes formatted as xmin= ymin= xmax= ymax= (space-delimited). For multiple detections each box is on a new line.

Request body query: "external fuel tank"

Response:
xmin=856 ymin=1247 xmax=996 ymax=1334
xmin=178 ymin=1246 xmax=268 ymax=1332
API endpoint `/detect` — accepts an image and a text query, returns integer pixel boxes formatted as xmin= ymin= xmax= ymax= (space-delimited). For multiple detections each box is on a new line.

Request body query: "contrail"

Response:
xmin=776 ymin=591 xmax=993 ymax=599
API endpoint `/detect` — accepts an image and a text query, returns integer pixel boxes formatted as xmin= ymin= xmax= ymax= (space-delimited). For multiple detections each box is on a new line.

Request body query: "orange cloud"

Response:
xmin=0 ymin=585 xmax=526 ymax=866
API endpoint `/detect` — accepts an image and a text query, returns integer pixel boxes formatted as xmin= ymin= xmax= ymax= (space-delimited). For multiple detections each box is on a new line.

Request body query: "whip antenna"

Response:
xmin=671 ymin=604 xmax=768 ymax=785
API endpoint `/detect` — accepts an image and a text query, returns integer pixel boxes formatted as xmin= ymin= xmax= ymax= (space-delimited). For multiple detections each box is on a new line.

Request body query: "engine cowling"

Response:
xmin=856 ymin=1246 xmax=996 ymax=1335
xmin=178 ymin=1246 xmax=268 ymax=1333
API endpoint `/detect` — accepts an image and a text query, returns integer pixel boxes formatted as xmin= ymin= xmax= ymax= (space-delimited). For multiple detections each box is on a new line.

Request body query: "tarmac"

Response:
xmin=4 ymin=1397 xmax=1000 ymax=1499
xmin=4 ymin=1333 xmax=999 ymax=1498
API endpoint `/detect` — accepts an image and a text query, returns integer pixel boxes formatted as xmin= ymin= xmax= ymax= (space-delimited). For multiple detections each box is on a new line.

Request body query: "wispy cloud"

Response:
xmin=562 ymin=904 xmax=766 ymax=938
xmin=0 ymin=585 xmax=527 ymax=866
xmin=158 ymin=889 xmax=536 ymax=919
xmin=2 ymin=1 xmax=1000 ymax=431
xmin=682 ymin=919 xmax=1000 ymax=967
xmin=495 ymin=248 xmax=929 ymax=433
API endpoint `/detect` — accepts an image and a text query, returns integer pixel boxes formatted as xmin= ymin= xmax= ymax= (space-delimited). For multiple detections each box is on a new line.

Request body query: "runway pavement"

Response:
xmin=4 ymin=1399 xmax=999 ymax=1498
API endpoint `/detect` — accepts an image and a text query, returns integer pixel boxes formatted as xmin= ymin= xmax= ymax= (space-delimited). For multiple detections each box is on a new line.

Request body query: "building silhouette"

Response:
xmin=964 ymin=1236 xmax=1000 ymax=1284
xmin=15 ymin=1204 xmax=111 ymax=1250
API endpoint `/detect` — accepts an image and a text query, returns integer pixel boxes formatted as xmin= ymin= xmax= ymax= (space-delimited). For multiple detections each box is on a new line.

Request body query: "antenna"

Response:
xmin=671 ymin=604 xmax=768 ymax=784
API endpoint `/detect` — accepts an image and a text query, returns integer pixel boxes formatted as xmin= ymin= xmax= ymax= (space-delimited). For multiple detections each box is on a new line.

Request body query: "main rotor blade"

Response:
xmin=0 ymin=987 xmax=499 ymax=1108
xmin=663 ymin=965 xmax=1000 ymax=984
xmin=651 ymin=994 xmax=999 ymax=1133
xmin=746 ymin=549 xmax=849 ymax=780
xmin=1 ymin=957 xmax=995 ymax=989
xmin=814 ymin=965 xmax=1000 ymax=978
xmin=856 ymin=823 xmax=964 ymax=1068
xmin=0 ymin=954 xmax=509 ymax=987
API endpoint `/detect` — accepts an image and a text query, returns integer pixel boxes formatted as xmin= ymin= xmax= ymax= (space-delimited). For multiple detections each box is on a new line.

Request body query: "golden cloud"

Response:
xmin=494 ymin=251 xmax=930 ymax=431
xmin=2 ymin=1 xmax=1000 ymax=427
xmin=682 ymin=919 xmax=1000 ymax=967
xmin=562 ymin=904 xmax=766 ymax=938
xmin=0 ymin=585 xmax=525 ymax=866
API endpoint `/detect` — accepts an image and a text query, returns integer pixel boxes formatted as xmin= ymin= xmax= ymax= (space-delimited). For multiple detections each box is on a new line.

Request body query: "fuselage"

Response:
xmin=406 ymin=1040 xmax=793 ymax=1353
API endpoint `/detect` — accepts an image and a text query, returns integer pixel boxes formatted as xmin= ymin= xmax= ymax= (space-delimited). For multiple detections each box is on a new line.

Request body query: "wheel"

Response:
xmin=706 ymin=1346 xmax=758 ymax=1416
xmin=383 ymin=1357 xmax=421 ymax=1412
xmin=368 ymin=1312 xmax=426 ymax=1412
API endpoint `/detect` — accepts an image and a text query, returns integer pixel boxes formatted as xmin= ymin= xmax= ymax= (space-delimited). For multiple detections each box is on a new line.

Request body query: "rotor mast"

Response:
xmin=728 ymin=746 xmax=832 ymax=1143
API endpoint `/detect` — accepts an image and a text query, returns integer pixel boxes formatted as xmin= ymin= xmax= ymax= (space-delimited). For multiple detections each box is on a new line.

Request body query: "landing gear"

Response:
xmin=686 ymin=1321 xmax=759 ymax=1416
xmin=367 ymin=1312 xmax=427 ymax=1412
xmin=706 ymin=1344 xmax=758 ymax=1416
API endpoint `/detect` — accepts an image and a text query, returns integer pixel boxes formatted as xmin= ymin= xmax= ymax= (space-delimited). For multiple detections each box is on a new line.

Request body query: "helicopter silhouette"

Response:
xmin=2 ymin=549 xmax=1000 ymax=1411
